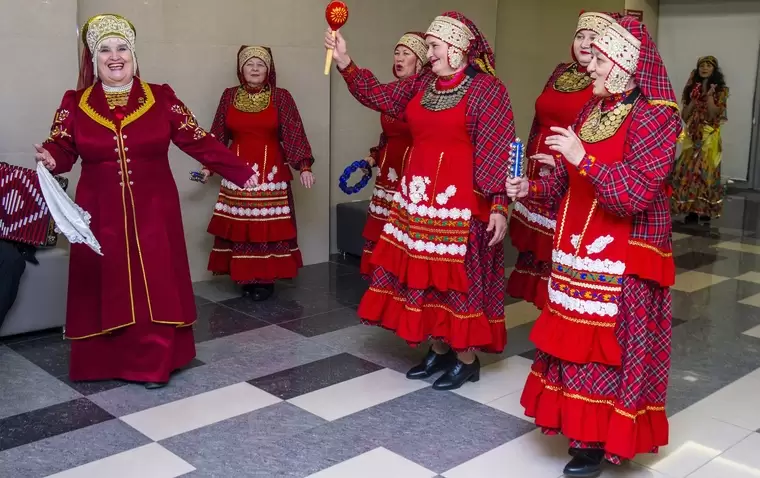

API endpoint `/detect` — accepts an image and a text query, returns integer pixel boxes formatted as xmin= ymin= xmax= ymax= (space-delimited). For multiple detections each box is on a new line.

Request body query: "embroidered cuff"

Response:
xmin=298 ymin=158 xmax=314 ymax=172
xmin=338 ymin=60 xmax=358 ymax=80
xmin=578 ymin=154 xmax=598 ymax=177
xmin=490 ymin=194 xmax=509 ymax=217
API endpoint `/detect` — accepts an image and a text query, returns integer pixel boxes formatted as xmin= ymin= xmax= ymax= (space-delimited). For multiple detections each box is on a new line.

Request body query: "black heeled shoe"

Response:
xmin=563 ymin=449 xmax=604 ymax=477
xmin=243 ymin=283 xmax=274 ymax=301
xmin=406 ymin=348 xmax=456 ymax=380
xmin=432 ymin=356 xmax=480 ymax=391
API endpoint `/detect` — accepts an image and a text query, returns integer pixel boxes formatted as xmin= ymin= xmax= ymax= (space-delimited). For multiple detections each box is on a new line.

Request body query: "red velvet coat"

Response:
xmin=43 ymin=79 xmax=253 ymax=339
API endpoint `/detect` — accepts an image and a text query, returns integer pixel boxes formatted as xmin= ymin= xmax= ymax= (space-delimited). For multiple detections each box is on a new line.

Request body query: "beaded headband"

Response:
xmin=239 ymin=46 xmax=271 ymax=71
xmin=397 ymin=34 xmax=429 ymax=64
xmin=576 ymin=12 xmax=615 ymax=35
xmin=83 ymin=14 xmax=136 ymax=53
xmin=593 ymin=22 xmax=641 ymax=94
xmin=426 ymin=16 xmax=474 ymax=51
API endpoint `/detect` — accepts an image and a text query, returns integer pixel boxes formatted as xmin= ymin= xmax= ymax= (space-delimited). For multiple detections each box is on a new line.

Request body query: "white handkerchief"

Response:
xmin=36 ymin=162 xmax=103 ymax=256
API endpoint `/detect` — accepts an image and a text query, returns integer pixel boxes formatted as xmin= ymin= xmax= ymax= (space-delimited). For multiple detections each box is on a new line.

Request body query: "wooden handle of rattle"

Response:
xmin=324 ymin=30 xmax=336 ymax=75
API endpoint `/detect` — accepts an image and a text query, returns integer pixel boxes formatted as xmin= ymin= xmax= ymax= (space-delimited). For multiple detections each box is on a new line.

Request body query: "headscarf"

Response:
xmin=592 ymin=16 xmax=679 ymax=111
xmin=77 ymin=14 xmax=139 ymax=90
xmin=571 ymin=11 xmax=619 ymax=63
xmin=697 ymin=55 xmax=718 ymax=69
xmin=237 ymin=45 xmax=276 ymax=90
xmin=394 ymin=31 xmax=428 ymax=78
xmin=425 ymin=11 xmax=495 ymax=76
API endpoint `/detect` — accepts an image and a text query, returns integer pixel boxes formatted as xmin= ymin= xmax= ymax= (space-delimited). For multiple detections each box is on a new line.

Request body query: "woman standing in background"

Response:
xmin=202 ymin=46 xmax=316 ymax=301
xmin=359 ymin=32 xmax=428 ymax=277
xmin=671 ymin=55 xmax=728 ymax=223
xmin=507 ymin=11 xmax=616 ymax=309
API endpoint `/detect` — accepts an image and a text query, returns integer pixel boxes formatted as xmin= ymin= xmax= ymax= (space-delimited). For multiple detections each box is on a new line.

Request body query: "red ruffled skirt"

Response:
xmin=358 ymin=219 xmax=506 ymax=353
xmin=520 ymin=276 xmax=671 ymax=462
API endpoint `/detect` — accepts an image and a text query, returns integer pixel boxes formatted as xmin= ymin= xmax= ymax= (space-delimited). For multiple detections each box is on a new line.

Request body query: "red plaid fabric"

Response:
xmin=368 ymin=123 xmax=388 ymax=161
xmin=533 ymin=276 xmax=671 ymax=463
xmin=210 ymin=46 xmax=314 ymax=171
xmin=620 ymin=17 xmax=678 ymax=108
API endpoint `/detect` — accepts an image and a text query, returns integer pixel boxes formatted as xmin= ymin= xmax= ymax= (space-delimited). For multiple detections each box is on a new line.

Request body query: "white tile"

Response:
xmin=488 ymin=390 xmax=531 ymax=421
xmin=742 ymin=324 xmax=760 ymax=339
xmin=671 ymin=271 xmax=730 ymax=293
xmin=633 ymin=408 xmax=752 ymax=477
xmin=739 ymin=293 xmax=760 ymax=308
xmin=442 ymin=429 xmax=568 ymax=478
xmin=451 ymin=356 xmax=533 ymax=404
xmin=288 ymin=368 xmax=428 ymax=421
xmin=714 ymin=241 xmax=760 ymax=256
xmin=735 ymin=271 xmax=760 ymax=284
xmin=306 ymin=447 xmax=436 ymax=478
xmin=120 ymin=383 xmax=281 ymax=441
xmin=600 ymin=464 xmax=670 ymax=477
xmin=689 ymin=433 xmax=760 ymax=478
xmin=683 ymin=373 xmax=760 ymax=432
xmin=46 ymin=443 xmax=194 ymax=478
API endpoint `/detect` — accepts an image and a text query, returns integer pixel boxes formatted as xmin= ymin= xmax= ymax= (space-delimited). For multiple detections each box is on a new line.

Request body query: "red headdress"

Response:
xmin=425 ymin=11 xmax=496 ymax=75
xmin=593 ymin=16 xmax=679 ymax=110
xmin=77 ymin=14 xmax=140 ymax=90
xmin=237 ymin=45 xmax=276 ymax=90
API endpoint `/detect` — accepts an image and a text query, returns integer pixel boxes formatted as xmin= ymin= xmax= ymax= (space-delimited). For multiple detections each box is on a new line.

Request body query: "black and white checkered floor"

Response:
xmin=3 ymin=193 xmax=760 ymax=477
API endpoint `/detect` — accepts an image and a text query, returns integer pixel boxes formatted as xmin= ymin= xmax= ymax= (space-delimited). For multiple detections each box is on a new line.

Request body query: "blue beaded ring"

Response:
xmin=339 ymin=159 xmax=373 ymax=195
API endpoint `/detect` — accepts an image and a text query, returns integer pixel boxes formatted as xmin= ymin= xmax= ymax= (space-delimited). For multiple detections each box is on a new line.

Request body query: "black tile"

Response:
xmin=518 ymin=349 xmax=536 ymax=361
xmin=0 ymin=398 xmax=114 ymax=452
xmin=195 ymin=295 xmax=211 ymax=306
xmin=7 ymin=334 xmax=70 ymax=377
xmin=288 ymin=262 xmax=362 ymax=292
xmin=0 ymin=328 xmax=62 ymax=346
xmin=248 ymin=353 xmax=383 ymax=400
xmin=278 ymin=307 xmax=360 ymax=338
xmin=221 ymin=293 xmax=346 ymax=325
xmin=673 ymin=251 xmax=726 ymax=270
xmin=329 ymin=253 xmax=362 ymax=269
xmin=193 ymin=302 xmax=270 ymax=343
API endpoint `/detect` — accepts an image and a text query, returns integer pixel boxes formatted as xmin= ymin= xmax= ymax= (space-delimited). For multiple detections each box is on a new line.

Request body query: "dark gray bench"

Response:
xmin=336 ymin=200 xmax=370 ymax=258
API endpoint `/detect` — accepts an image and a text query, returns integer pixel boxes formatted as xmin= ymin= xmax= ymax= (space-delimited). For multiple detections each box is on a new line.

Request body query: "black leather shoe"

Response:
xmin=252 ymin=284 xmax=274 ymax=301
xmin=432 ymin=356 xmax=480 ymax=390
xmin=563 ymin=449 xmax=604 ymax=477
xmin=406 ymin=348 xmax=456 ymax=380
xmin=144 ymin=381 xmax=167 ymax=390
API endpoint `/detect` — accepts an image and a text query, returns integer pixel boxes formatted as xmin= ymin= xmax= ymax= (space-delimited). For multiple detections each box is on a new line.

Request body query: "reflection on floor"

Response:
xmin=2 ymin=193 xmax=760 ymax=477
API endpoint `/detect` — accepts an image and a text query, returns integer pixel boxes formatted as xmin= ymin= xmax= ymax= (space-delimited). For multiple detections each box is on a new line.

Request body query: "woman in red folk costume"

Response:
xmin=201 ymin=46 xmax=315 ymax=301
xmin=508 ymin=12 xmax=616 ymax=309
xmin=326 ymin=11 xmax=514 ymax=390
xmin=360 ymin=32 xmax=428 ymax=276
xmin=34 ymin=14 xmax=256 ymax=388
xmin=507 ymin=16 xmax=681 ymax=477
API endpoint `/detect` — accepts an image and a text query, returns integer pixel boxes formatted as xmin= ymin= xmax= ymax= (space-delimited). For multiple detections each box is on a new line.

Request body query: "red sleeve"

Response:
xmin=579 ymin=103 xmax=680 ymax=216
xmin=276 ymin=88 xmax=314 ymax=171
xmin=338 ymin=61 xmax=433 ymax=117
xmin=162 ymin=84 xmax=252 ymax=187
xmin=43 ymin=90 xmax=79 ymax=175
xmin=466 ymin=75 xmax=516 ymax=216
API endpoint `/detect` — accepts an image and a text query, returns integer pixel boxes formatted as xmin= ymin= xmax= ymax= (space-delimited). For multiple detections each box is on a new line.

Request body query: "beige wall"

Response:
xmin=0 ymin=0 xmax=79 ymax=172
xmin=328 ymin=0 xmax=498 ymax=253
xmin=495 ymin=0 xmax=626 ymax=140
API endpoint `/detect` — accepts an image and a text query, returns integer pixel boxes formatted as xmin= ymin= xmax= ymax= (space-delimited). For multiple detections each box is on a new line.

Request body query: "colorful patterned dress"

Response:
xmin=508 ymin=62 xmax=593 ymax=309
xmin=670 ymin=84 xmax=728 ymax=218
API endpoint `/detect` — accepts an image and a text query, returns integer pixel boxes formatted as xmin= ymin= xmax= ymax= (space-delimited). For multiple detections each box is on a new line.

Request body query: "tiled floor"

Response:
xmin=3 ymin=193 xmax=760 ymax=477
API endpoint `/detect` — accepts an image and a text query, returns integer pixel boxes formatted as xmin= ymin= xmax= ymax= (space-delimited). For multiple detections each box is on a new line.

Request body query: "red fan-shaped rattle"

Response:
xmin=324 ymin=1 xmax=348 ymax=75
